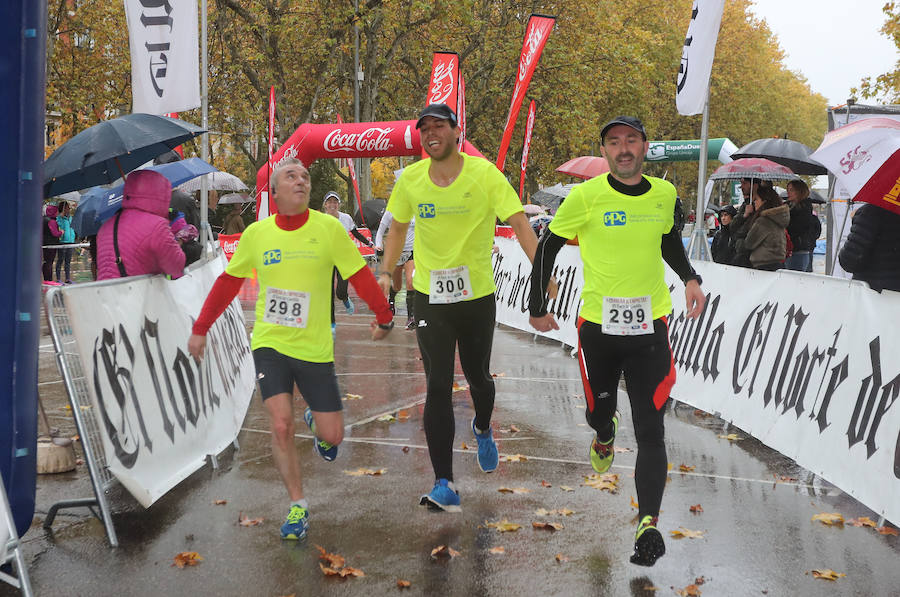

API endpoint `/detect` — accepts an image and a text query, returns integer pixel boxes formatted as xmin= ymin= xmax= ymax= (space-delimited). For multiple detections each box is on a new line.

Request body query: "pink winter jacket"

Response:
xmin=96 ymin=171 xmax=186 ymax=280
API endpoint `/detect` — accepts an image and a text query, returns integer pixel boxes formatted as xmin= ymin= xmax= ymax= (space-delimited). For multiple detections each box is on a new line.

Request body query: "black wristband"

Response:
xmin=377 ymin=320 xmax=395 ymax=331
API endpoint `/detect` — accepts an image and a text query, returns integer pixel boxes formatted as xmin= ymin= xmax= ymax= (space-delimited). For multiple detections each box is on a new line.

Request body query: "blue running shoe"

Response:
xmin=472 ymin=418 xmax=498 ymax=473
xmin=304 ymin=407 xmax=338 ymax=461
xmin=419 ymin=478 xmax=461 ymax=512
xmin=280 ymin=505 xmax=310 ymax=540
xmin=343 ymin=298 xmax=355 ymax=315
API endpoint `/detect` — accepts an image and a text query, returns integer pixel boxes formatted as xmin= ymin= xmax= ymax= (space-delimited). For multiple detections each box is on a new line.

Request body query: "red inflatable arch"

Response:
xmin=255 ymin=120 xmax=485 ymax=218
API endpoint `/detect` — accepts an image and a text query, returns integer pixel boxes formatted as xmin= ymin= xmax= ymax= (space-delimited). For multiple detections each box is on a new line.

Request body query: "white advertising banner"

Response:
xmin=64 ymin=256 xmax=255 ymax=507
xmin=125 ymin=0 xmax=201 ymax=115
xmin=492 ymin=237 xmax=583 ymax=348
xmin=494 ymin=239 xmax=900 ymax=524
xmin=676 ymin=0 xmax=726 ymax=116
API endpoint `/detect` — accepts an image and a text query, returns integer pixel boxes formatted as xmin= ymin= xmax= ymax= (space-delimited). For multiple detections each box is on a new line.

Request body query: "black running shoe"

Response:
xmin=630 ymin=515 xmax=665 ymax=566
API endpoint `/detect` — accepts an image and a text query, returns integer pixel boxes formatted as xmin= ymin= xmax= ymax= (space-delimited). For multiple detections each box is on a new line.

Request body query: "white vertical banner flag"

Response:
xmin=125 ymin=0 xmax=201 ymax=115
xmin=676 ymin=0 xmax=725 ymax=116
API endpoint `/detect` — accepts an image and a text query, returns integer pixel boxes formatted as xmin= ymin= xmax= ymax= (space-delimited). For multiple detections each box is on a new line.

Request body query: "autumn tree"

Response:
xmin=853 ymin=2 xmax=900 ymax=103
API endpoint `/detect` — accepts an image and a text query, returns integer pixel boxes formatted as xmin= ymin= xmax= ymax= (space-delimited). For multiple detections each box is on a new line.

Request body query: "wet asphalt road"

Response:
xmin=7 ymin=288 xmax=900 ymax=597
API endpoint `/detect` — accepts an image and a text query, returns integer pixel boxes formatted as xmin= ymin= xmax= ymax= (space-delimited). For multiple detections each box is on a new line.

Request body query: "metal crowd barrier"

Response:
xmin=1 ymin=474 xmax=33 ymax=596
xmin=43 ymin=285 xmax=120 ymax=547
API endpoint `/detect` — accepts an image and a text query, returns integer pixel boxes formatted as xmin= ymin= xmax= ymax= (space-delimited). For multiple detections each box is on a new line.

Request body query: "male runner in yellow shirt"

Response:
xmin=379 ymin=103 xmax=538 ymax=511
xmin=529 ymin=116 xmax=705 ymax=566
xmin=188 ymin=158 xmax=393 ymax=540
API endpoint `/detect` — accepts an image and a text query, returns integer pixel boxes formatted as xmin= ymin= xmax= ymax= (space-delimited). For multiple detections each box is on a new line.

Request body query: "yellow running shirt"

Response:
xmin=549 ymin=174 xmax=676 ymax=325
xmin=387 ymin=152 xmax=524 ymax=299
xmin=225 ymin=210 xmax=365 ymax=362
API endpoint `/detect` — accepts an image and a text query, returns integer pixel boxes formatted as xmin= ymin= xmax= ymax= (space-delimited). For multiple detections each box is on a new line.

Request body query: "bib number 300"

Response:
xmin=602 ymin=295 xmax=652 ymax=336
xmin=429 ymin=265 xmax=472 ymax=304
xmin=264 ymin=287 xmax=310 ymax=328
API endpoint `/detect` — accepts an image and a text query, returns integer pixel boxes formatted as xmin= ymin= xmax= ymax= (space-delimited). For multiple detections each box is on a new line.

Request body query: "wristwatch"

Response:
xmin=377 ymin=320 xmax=395 ymax=331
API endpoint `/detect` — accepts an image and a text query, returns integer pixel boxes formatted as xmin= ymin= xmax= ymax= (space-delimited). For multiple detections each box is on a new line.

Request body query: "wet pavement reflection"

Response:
xmin=9 ymin=298 xmax=900 ymax=597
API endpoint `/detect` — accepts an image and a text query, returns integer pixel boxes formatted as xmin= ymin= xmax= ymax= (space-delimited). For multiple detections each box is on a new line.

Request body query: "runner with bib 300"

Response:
xmin=528 ymin=116 xmax=705 ymax=567
xmin=379 ymin=103 xmax=539 ymax=512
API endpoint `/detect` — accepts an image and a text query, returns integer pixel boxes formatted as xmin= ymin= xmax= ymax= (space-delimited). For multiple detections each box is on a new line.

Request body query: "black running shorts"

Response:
xmin=252 ymin=347 xmax=342 ymax=412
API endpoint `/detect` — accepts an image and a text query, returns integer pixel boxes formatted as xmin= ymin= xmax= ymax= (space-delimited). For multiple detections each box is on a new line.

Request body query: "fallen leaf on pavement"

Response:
xmin=675 ymin=584 xmax=702 ymax=596
xmin=613 ymin=446 xmax=632 ymax=453
xmin=630 ymin=496 xmax=639 ymax=509
xmin=212 ymin=499 xmax=227 ymax=505
xmin=560 ymin=486 xmax=574 ymax=492
xmin=485 ymin=519 xmax=522 ymax=533
xmin=500 ymin=454 xmax=528 ymax=462
xmin=846 ymin=517 xmax=876 ymax=527
xmin=401 ymin=446 xmax=410 ymax=453
xmin=679 ymin=464 xmax=695 ymax=472
xmin=583 ymin=473 xmax=619 ymax=492
xmin=693 ymin=409 xmax=711 ymax=418
xmin=810 ymin=569 xmax=846 ymax=581
xmin=540 ymin=480 xmax=552 ymax=488
xmin=670 ymin=527 xmax=705 ymax=539
xmin=397 ymin=579 xmax=411 ymax=588
xmin=717 ymin=433 xmax=741 ymax=441
xmin=773 ymin=474 xmax=797 ymax=483
xmin=430 ymin=545 xmax=461 ymax=559
xmin=642 ymin=585 xmax=659 ymax=592
xmin=315 ymin=545 xmax=345 ymax=569
xmin=460 ymin=442 xmax=470 ymax=450
xmin=488 ymin=546 xmax=505 ymax=554
xmin=338 ymin=566 xmax=365 ymax=578
xmin=532 ymin=521 xmax=563 ymax=531
xmin=397 ymin=410 xmax=410 ymax=421
xmin=498 ymin=487 xmax=530 ymax=494
xmin=491 ymin=372 xmax=506 ymax=378
xmin=876 ymin=526 xmax=899 ymax=536
xmin=694 ymin=576 xmax=706 ymax=585
xmin=452 ymin=382 xmax=468 ymax=392
xmin=811 ymin=512 xmax=844 ymax=526
xmin=238 ymin=512 xmax=264 ymax=526
xmin=172 ymin=552 xmax=203 ymax=568
xmin=535 ymin=508 xmax=575 ymax=516
xmin=690 ymin=504 xmax=704 ymax=514
xmin=343 ymin=393 xmax=363 ymax=401
xmin=509 ymin=424 xmax=520 ymax=432
xmin=555 ymin=553 xmax=569 ymax=562
xmin=343 ymin=468 xmax=387 ymax=477
xmin=377 ymin=414 xmax=396 ymax=422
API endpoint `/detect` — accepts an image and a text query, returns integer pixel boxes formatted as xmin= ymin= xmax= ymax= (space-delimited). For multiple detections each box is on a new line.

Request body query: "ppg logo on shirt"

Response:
xmin=603 ymin=211 xmax=627 ymax=226
xmin=263 ymin=249 xmax=282 ymax=265
xmin=418 ymin=203 xmax=437 ymax=218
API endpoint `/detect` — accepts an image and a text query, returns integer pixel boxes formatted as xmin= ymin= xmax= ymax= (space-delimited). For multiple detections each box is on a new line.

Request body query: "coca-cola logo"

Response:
xmin=273 ymin=145 xmax=298 ymax=168
xmin=521 ymin=107 xmax=535 ymax=169
xmin=323 ymin=127 xmax=395 ymax=154
xmin=518 ymin=22 xmax=550 ymax=81
xmin=223 ymin=241 xmax=238 ymax=254
xmin=428 ymin=58 xmax=457 ymax=104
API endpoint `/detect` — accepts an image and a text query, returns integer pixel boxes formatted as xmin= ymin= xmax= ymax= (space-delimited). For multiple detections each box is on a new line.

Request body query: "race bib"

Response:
xmin=264 ymin=286 xmax=310 ymax=328
xmin=602 ymin=295 xmax=652 ymax=335
xmin=429 ymin=265 xmax=472 ymax=304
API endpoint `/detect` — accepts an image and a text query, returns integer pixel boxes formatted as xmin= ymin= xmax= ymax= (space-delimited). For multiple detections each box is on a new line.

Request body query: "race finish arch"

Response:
xmin=254 ymin=121 xmax=485 ymax=220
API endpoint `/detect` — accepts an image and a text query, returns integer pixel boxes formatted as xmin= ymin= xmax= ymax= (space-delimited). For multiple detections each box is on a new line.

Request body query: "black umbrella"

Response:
xmin=731 ymin=138 xmax=827 ymax=175
xmin=354 ymin=198 xmax=386 ymax=231
xmin=530 ymin=183 xmax=577 ymax=213
xmin=44 ymin=113 xmax=206 ymax=197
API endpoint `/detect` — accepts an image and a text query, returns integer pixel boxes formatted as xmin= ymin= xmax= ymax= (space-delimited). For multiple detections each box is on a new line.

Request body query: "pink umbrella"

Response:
xmin=709 ymin=157 xmax=798 ymax=181
xmin=556 ymin=156 xmax=610 ymax=180
xmin=810 ymin=118 xmax=900 ymax=215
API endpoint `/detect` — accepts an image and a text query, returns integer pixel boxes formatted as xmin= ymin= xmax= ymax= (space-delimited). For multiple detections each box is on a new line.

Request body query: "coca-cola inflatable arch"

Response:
xmin=254 ymin=120 xmax=484 ymax=218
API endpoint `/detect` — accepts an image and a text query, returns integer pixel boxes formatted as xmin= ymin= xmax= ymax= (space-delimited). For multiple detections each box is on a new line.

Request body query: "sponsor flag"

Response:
xmin=424 ymin=52 xmax=460 ymax=158
xmin=164 ymin=113 xmax=184 ymax=157
xmin=457 ymin=75 xmax=467 ymax=150
xmin=519 ymin=100 xmax=536 ymax=200
xmin=125 ymin=0 xmax=201 ymax=114
xmin=676 ymin=0 xmax=726 ymax=116
xmin=496 ymin=14 xmax=555 ymax=171
xmin=336 ymin=114 xmax=365 ymax=225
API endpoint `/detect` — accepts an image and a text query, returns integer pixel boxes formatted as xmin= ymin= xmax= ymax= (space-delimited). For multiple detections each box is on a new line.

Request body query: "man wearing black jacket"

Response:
xmin=528 ymin=117 xmax=705 ymax=567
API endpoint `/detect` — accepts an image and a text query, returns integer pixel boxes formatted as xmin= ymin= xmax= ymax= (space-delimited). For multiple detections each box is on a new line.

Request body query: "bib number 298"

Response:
xmin=263 ymin=287 xmax=310 ymax=328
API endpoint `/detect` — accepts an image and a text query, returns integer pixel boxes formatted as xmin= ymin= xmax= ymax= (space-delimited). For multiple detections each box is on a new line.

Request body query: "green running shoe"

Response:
xmin=630 ymin=514 xmax=665 ymax=566
xmin=590 ymin=411 xmax=618 ymax=473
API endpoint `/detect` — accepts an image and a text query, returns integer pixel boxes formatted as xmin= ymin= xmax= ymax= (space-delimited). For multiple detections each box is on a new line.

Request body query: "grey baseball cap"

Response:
xmin=600 ymin=116 xmax=647 ymax=142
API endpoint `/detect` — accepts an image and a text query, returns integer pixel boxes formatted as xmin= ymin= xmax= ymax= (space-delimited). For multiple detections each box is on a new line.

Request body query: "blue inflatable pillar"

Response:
xmin=0 ymin=0 xmax=45 ymax=536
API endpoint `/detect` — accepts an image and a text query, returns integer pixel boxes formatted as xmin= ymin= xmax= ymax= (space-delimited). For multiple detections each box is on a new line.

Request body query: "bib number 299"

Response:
xmin=602 ymin=295 xmax=652 ymax=336
xmin=607 ymin=307 xmax=645 ymax=324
